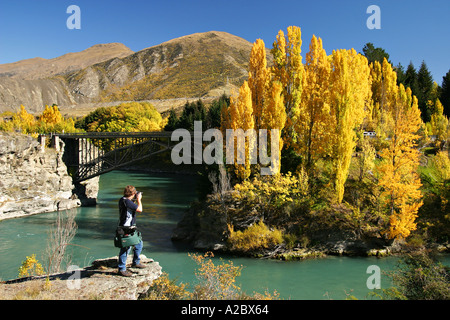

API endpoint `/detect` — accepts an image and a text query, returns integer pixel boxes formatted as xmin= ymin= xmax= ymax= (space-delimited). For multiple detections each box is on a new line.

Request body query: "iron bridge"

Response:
xmin=50 ymin=132 xmax=176 ymax=182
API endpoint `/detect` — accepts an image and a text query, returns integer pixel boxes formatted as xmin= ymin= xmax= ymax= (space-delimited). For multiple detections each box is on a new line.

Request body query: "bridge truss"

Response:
xmin=55 ymin=132 xmax=174 ymax=182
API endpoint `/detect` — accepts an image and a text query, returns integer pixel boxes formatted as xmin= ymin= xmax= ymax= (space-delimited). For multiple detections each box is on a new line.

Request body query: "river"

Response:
xmin=1 ymin=170 xmax=448 ymax=299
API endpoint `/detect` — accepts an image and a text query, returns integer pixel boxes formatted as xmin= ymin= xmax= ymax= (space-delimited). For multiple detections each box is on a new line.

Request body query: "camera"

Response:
xmin=133 ymin=191 xmax=142 ymax=200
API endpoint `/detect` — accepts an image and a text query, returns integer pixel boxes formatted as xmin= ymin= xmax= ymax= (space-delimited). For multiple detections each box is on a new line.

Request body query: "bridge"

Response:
xmin=42 ymin=132 xmax=176 ymax=182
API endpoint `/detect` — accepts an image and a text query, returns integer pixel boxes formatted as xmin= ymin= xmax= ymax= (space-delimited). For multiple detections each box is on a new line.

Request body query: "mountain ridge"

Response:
xmin=0 ymin=31 xmax=265 ymax=115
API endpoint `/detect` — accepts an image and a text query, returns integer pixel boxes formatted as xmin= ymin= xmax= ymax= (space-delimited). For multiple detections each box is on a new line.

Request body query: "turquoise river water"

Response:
xmin=1 ymin=170 xmax=448 ymax=299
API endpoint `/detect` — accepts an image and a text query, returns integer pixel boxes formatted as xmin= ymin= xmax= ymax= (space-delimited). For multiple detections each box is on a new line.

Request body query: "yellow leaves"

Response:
xmin=248 ymin=38 xmax=269 ymax=129
xmin=271 ymin=26 xmax=304 ymax=131
xmin=376 ymin=83 xmax=424 ymax=239
xmin=234 ymin=171 xmax=308 ymax=210
xmin=328 ymin=48 xmax=371 ymax=203
xmin=189 ymin=252 xmax=243 ymax=300
xmin=430 ymin=99 xmax=449 ymax=142
xmin=227 ymin=221 xmax=283 ymax=253
xmin=18 ymin=254 xmax=44 ymax=278
xmin=39 ymin=105 xmax=63 ymax=125
xmin=295 ymin=35 xmax=331 ymax=169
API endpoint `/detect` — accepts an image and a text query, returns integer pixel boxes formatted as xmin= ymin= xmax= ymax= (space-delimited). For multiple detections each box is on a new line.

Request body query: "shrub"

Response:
xmin=382 ymin=251 xmax=450 ymax=300
xmin=18 ymin=254 xmax=44 ymax=278
xmin=227 ymin=221 xmax=283 ymax=253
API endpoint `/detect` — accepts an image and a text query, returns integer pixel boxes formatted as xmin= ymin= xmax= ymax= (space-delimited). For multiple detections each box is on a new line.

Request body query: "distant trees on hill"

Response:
xmin=164 ymin=94 xmax=230 ymax=131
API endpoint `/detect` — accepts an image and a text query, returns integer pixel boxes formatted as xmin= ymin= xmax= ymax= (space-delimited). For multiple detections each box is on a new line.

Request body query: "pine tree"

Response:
xmin=440 ymin=69 xmax=450 ymax=117
xmin=417 ymin=61 xmax=434 ymax=122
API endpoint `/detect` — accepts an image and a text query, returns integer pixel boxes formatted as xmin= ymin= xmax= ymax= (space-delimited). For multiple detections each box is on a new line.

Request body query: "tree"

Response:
xmin=165 ymin=108 xmax=179 ymax=131
xmin=362 ymin=42 xmax=390 ymax=65
xmin=261 ymin=80 xmax=286 ymax=175
xmin=271 ymin=26 xmax=305 ymax=145
xmin=224 ymin=81 xmax=255 ymax=180
xmin=295 ymin=35 xmax=331 ymax=171
xmin=429 ymin=99 xmax=449 ymax=145
xmin=14 ymin=105 xmax=36 ymax=133
xmin=39 ymin=104 xmax=63 ymax=126
xmin=248 ymin=39 xmax=269 ymax=130
xmin=328 ymin=49 xmax=371 ymax=203
xmin=416 ymin=61 xmax=434 ymax=122
xmin=376 ymin=84 xmax=423 ymax=239
xmin=440 ymin=69 xmax=450 ymax=117
xmin=369 ymin=58 xmax=399 ymax=143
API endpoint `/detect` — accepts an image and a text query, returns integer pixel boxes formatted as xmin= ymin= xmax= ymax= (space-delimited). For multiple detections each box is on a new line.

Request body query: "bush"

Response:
xmin=382 ymin=251 xmax=450 ymax=300
xmin=227 ymin=221 xmax=283 ymax=253
xmin=142 ymin=252 xmax=279 ymax=300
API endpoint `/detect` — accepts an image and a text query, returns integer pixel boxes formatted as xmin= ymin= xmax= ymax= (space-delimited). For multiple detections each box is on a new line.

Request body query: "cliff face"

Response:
xmin=0 ymin=132 xmax=81 ymax=220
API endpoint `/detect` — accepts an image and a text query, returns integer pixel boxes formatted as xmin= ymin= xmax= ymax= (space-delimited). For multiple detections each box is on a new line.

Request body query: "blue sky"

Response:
xmin=0 ymin=0 xmax=449 ymax=83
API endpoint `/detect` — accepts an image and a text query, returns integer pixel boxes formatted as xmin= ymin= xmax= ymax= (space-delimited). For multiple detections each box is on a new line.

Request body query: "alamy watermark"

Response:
xmin=66 ymin=265 xmax=81 ymax=289
xmin=170 ymin=121 xmax=280 ymax=175
xmin=66 ymin=5 xmax=81 ymax=30
xmin=366 ymin=5 xmax=381 ymax=30
xmin=366 ymin=265 xmax=381 ymax=289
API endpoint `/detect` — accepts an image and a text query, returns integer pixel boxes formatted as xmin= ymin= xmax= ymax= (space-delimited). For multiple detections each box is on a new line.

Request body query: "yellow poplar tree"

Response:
xmin=329 ymin=49 xmax=371 ymax=203
xmin=295 ymin=35 xmax=331 ymax=170
xmin=370 ymin=59 xmax=398 ymax=141
xmin=226 ymin=81 xmax=255 ymax=180
xmin=248 ymin=38 xmax=269 ymax=130
xmin=271 ymin=26 xmax=304 ymax=145
xmin=261 ymin=80 xmax=286 ymax=174
xmin=377 ymin=84 xmax=423 ymax=239
xmin=430 ymin=99 xmax=449 ymax=144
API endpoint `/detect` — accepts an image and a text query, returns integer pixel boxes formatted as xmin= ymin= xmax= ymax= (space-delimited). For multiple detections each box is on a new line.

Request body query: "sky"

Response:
xmin=0 ymin=0 xmax=449 ymax=83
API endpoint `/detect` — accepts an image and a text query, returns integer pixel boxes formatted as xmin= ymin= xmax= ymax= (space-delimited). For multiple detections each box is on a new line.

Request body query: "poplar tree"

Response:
xmin=271 ymin=26 xmax=304 ymax=145
xmin=226 ymin=81 xmax=254 ymax=180
xmin=248 ymin=39 xmax=269 ymax=130
xmin=329 ymin=49 xmax=371 ymax=203
xmin=377 ymin=85 xmax=423 ymax=239
xmin=295 ymin=35 xmax=331 ymax=170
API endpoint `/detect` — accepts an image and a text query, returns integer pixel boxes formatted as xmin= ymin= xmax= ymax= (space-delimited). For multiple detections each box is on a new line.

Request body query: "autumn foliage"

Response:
xmin=218 ymin=26 xmax=444 ymax=243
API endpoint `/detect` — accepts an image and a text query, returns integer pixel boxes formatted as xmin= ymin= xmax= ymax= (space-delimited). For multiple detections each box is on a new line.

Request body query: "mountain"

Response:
xmin=0 ymin=31 xmax=262 ymax=115
xmin=0 ymin=43 xmax=133 ymax=80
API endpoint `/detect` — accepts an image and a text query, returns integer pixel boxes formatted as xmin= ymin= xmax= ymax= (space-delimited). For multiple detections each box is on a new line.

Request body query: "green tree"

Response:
xmin=404 ymin=62 xmax=419 ymax=96
xmin=165 ymin=108 xmax=179 ymax=131
xmin=362 ymin=42 xmax=390 ymax=65
xmin=440 ymin=69 xmax=450 ymax=117
xmin=417 ymin=61 xmax=434 ymax=122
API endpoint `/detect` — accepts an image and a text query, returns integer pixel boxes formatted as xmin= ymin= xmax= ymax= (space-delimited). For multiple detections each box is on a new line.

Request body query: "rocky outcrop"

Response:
xmin=0 ymin=255 xmax=162 ymax=300
xmin=0 ymin=132 xmax=85 ymax=220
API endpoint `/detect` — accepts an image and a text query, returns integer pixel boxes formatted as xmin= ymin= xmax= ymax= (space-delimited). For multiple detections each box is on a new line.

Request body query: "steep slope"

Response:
xmin=0 ymin=43 xmax=133 ymax=80
xmin=66 ymin=31 xmax=255 ymax=103
xmin=0 ymin=31 xmax=268 ymax=114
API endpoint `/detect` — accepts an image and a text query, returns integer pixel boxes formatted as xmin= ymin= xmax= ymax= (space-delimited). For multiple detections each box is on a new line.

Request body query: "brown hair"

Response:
xmin=123 ymin=185 xmax=136 ymax=197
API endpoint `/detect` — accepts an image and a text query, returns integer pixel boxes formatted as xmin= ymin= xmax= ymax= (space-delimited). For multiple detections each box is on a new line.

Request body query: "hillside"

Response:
xmin=0 ymin=43 xmax=133 ymax=80
xmin=0 ymin=31 xmax=264 ymax=115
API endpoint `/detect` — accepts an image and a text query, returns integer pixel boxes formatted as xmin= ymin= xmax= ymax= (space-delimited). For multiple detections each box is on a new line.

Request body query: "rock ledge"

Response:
xmin=1 ymin=255 xmax=162 ymax=300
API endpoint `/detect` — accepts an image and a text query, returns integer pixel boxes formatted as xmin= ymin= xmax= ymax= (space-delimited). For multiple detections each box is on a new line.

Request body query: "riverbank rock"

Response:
xmin=0 ymin=132 xmax=98 ymax=220
xmin=0 ymin=254 xmax=162 ymax=300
